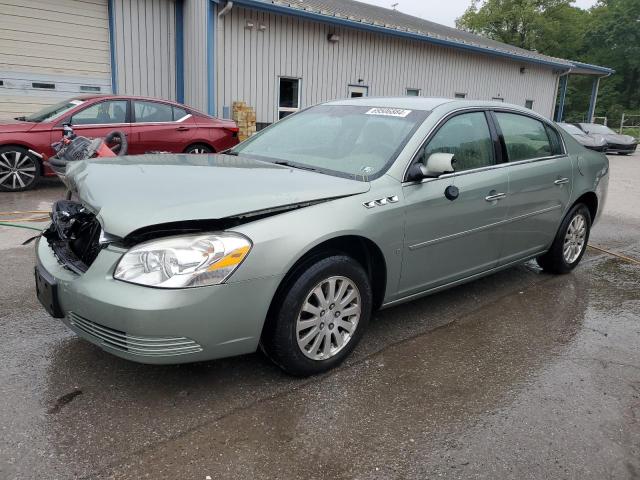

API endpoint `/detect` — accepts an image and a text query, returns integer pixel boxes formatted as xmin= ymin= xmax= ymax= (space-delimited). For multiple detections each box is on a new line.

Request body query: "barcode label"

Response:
xmin=365 ymin=108 xmax=412 ymax=118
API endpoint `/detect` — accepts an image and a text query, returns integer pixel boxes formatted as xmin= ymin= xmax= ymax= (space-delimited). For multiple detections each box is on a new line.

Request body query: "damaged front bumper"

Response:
xmin=35 ymin=224 xmax=282 ymax=365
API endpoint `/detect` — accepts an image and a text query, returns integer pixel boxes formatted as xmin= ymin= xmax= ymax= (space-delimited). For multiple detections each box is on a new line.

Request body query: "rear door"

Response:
xmin=63 ymin=99 xmax=130 ymax=143
xmin=491 ymin=111 xmax=573 ymax=264
xmin=399 ymin=111 xmax=509 ymax=296
xmin=128 ymin=100 xmax=196 ymax=154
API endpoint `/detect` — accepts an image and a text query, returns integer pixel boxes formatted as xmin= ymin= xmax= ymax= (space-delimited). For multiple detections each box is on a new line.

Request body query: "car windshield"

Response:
xmin=22 ymin=99 xmax=84 ymax=123
xmin=583 ymin=123 xmax=615 ymax=135
xmin=559 ymin=123 xmax=584 ymax=135
xmin=230 ymin=104 xmax=429 ymax=180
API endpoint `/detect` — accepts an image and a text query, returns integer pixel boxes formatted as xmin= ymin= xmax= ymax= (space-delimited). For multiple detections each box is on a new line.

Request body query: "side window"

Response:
xmin=545 ymin=124 xmax=564 ymax=155
xmin=71 ymin=100 xmax=127 ymax=125
xmin=134 ymin=101 xmax=174 ymax=123
xmin=495 ymin=112 xmax=552 ymax=161
xmin=173 ymin=107 xmax=189 ymax=121
xmin=418 ymin=112 xmax=495 ymax=172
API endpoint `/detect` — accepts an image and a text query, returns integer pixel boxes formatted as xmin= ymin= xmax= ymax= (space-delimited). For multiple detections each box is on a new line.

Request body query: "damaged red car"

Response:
xmin=0 ymin=95 xmax=239 ymax=192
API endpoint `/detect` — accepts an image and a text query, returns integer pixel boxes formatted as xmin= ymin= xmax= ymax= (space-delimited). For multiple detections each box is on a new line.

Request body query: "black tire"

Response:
xmin=537 ymin=203 xmax=591 ymax=274
xmin=0 ymin=146 xmax=41 ymax=192
xmin=104 ymin=131 xmax=128 ymax=156
xmin=261 ymin=254 xmax=372 ymax=376
xmin=184 ymin=143 xmax=213 ymax=154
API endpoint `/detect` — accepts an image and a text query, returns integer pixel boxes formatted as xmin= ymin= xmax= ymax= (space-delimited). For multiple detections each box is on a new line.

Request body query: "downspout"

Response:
xmin=218 ymin=1 xmax=233 ymax=17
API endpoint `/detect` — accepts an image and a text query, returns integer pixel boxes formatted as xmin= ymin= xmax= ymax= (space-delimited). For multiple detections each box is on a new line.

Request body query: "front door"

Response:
xmin=399 ymin=111 xmax=509 ymax=297
xmin=491 ymin=112 xmax=574 ymax=264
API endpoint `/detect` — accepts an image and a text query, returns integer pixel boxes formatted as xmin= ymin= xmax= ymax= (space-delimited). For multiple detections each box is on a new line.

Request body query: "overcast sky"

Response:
xmin=359 ymin=0 xmax=599 ymax=27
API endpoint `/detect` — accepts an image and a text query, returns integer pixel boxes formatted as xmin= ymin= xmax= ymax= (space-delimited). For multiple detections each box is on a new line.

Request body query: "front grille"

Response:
xmin=69 ymin=312 xmax=203 ymax=357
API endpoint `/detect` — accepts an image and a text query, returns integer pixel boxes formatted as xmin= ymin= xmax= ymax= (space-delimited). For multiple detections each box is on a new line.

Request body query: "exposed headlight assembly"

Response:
xmin=114 ymin=233 xmax=251 ymax=288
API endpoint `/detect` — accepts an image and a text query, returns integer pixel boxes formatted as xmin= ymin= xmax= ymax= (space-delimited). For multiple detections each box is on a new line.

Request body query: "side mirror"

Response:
xmin=425 ymin=153 xmax=456 ymax=176
xmin=406 ymin=162 xmax=429 ymax=182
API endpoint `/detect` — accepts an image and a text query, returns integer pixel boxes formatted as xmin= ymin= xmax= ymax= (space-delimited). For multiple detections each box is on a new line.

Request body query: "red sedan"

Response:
xmin=0 ymin=95 xmax=239 ymax=191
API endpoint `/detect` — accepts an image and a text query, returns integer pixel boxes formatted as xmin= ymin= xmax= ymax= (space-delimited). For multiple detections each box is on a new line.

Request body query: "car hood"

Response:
xmin=602 ymin=133 xmax=637 ymax=145
xmin=0 ymin=118 xmax=38 ymax=133
xmin=66 ymin=154 xmax=370 ymax=238
xmin=576 ymin=134 xmax=606 ymax=147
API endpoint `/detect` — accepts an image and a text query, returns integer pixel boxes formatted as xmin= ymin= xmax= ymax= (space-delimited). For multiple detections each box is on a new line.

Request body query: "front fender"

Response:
xmin=229 ymin=177 xmax=404 ymax=303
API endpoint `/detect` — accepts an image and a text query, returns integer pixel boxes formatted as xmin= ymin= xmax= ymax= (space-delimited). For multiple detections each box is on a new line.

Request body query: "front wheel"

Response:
xmin=537 ymin=204 xmax=591 ymax=274
xmin=261 ymin=255 xmax=372 ymax=376
xmin=0 ymin=146 xmax=41 ymax=192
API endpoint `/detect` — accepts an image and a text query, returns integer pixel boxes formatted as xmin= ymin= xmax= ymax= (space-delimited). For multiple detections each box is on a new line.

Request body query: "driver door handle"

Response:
xmin=554 ymin=177 xmax=569 ymax=185
xmin=485 ymin=192 xmax=507 ymax=202
xmin=176 ymin=126 xmax=190 ymax=131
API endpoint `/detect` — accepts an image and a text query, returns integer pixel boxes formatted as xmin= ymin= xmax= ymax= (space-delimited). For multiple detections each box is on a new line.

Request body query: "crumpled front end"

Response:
xmin=34 ymin=200 xmax=282 ymax=364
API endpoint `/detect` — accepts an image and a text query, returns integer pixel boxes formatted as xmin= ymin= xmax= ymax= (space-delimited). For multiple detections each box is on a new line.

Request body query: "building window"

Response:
xmin=278 ymin=77 xmax=300 ymax=120
xmin=406 ymin=88 xmax=420 ymax=96
xmin=348 ymin=85 xmax=368 ymax=98
xmin=80 ymin=85 xmax=101 ymax=92
xmin=492 ymin=97 xmax=504 ymax=102
xmin=525 ymin=99 xmax=534 ymax=109
xmin=32 ymin=82 xmax=55 ymax=89
xmin=454 ymin=93 xmax=466 ymax=99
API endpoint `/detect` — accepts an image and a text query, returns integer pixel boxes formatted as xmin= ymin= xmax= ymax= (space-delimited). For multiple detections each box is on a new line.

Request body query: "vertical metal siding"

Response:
xmin=112 ymin=0 xmax=176 ymax=100
xmin=216 ymin=6 xmax=558 ymax=123
xmin=183 ymin=0 xmax=208 ymax=111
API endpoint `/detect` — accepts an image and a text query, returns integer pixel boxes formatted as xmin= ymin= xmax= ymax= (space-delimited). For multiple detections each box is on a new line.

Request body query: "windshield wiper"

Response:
xmin=274 ymin=161 xmax=318 ymax=172
xmin=14 ymin=116 xmax=26 ymax=121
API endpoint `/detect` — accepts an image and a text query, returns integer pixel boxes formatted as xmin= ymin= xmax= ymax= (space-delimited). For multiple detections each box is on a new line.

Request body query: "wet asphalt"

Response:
xmin=0 ymin=154 xmax=638 ymax=480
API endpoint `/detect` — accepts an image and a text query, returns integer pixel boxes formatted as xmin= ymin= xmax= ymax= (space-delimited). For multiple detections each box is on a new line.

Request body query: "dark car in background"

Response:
xmin=557 ymin=122 xmax=607 ymax=151
xmin=576 ymin=123 xmax=638 ymax=155
xmin=0 ymin=95 xmax=239 ymax=192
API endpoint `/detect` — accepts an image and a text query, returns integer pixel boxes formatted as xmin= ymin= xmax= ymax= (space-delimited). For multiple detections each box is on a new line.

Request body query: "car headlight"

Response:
xmin=113 ymin=233 xmax=251 ymax=288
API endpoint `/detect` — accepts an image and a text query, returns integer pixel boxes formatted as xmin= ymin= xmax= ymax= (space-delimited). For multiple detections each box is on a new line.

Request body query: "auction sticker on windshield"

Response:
xmin=365 ymin=107 xmax=412 ymax=118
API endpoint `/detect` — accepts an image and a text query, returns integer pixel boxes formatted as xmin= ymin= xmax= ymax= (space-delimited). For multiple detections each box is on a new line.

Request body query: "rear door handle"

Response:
xmin=554 ymin=177 xmax=569 ymax=185
xmin=485 ymin=192 xmax=506 ymax=202
xmin=176 ymin=126 xmax=190 ymax=131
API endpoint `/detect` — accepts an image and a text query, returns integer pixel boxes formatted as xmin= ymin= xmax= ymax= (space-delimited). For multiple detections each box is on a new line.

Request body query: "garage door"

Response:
xmin=0 ymin=0 xmax=112 ymax=118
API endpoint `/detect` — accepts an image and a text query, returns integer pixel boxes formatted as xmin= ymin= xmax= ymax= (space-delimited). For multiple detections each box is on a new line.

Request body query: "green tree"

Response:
xmin=456 ymin=0 xmax=640 ymax=120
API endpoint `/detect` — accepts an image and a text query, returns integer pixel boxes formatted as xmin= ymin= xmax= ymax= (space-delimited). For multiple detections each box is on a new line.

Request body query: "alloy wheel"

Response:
xmin=296 ymin=276 xmax=361 ymax=360
xmin=0 ymin=150 xmax=37 ymax=191
xmin=563 ymin=213 xmax=587 ymax=264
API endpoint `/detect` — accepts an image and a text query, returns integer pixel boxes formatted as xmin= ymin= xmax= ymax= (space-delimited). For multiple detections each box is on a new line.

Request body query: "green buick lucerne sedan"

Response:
xmin=35 ymin=97 xmax=609 ymax=376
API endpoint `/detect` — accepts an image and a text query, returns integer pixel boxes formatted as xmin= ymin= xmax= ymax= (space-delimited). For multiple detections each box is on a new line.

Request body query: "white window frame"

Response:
xmin=347 ymin=84 xmax=369 ymax=98
xmin=406 ymin=88 xmax=421 ymax=96
xmin=277 ymin=76 xmax=301 ymax=120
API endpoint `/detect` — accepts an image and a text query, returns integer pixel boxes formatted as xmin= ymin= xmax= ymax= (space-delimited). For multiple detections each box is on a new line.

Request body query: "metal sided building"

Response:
xmin=0 ymin=0 xmax=612 ymax=124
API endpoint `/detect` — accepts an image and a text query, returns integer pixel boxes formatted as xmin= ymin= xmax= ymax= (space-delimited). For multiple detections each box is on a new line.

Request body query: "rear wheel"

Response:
xmin=537 ymin=203 xmax=591 ymax=274
xmin=261 ymin=255 xmax=372 ymax=376
xmin=184 ymin=143 xmax=213 ymax=154
xmin=0 ymin=146 xmax=41 ymax=192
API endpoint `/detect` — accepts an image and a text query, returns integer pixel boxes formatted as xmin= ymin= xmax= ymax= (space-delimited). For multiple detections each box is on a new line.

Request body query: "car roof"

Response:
xmin=324 ymin=96 xmax=542 ymax=116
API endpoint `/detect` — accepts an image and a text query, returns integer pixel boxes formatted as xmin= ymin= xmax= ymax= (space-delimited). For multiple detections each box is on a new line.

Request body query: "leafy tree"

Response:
xmin=456 ymin=0 xmax=640 ymax=121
